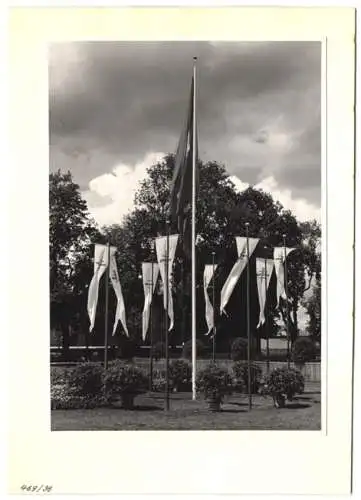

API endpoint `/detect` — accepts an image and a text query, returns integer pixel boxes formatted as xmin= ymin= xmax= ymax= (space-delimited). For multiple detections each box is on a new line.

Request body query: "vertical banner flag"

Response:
xmin=87 ymin=244 xmax=116 ymax=332
xmin=273 ymin=247 xmax=295 ymax=305
xmin=220 ymin=236 xmax=259 ymax=315
xmin=256 ymin=258 xmax=274 ymax=328
xmin=141 ymin=262 xmax=160 ymax=341
xmin=204 ymin=264 xmax=217 ymax=334
xmin=109 ymin=255 xmax=128 ymax=336
xmin=169 ymin=75 xmax=198 ymax=258
xmin=155 ymin=234 xmax=179 ymax=330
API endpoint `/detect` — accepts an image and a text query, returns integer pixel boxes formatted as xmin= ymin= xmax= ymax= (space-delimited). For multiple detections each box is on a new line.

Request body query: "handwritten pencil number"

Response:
xmin=21 ymin=485 xmax=52 ymax=493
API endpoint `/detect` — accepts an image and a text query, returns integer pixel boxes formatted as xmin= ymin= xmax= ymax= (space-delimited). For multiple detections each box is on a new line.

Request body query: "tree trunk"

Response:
xmin=61 ymin=322 xmax=70 ymax=361
xmin=291 ymin=300 xmax=299 ymax=342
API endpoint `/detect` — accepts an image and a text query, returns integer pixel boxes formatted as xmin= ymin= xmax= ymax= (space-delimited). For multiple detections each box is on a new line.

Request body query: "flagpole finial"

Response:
xmin=193 ymin=56 xmax=197 ymax=60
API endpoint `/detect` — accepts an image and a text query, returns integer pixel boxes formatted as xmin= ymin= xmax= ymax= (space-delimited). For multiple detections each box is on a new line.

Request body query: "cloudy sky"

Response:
xmin=49 ymin=41 xmax=321 ymax=227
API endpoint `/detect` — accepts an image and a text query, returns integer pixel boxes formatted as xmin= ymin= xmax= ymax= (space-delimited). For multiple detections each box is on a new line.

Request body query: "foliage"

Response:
xmin=169 ymin=359 xmax=192 ymax=391
xmin=116 ymin=336 xmax=137 ymax=360
xmin=229 ymin=337 xmax=258 ymax=361
xmin=49 ymin=170 xmax=101 ymax=353
xmin=50 ymin=157 xmax=321 ymax=353
xmin=102 ymin=155 xmax=320 ymax=347
xmin=151 ymin=369 xmax=166 ymax=392
xmin=291 ymin=336 xmax=317 ymax=365
xmin=151 ymin=341 xmax=166 ymax=361
xmin=261 ymin=367 xmax=304 ymax=405
xmin=50 ymin=367 xmax=69 ymax=386
xmin=302 ymin=277 xmax=321 ymax=339
xmin=67 ymin=362 xmax=104 ymax=397
xmin=196 ymin=363 xmax=233 ymax=401
xmin=182 ymin=338 xmax=209 ymax=360
xmin=51 ymin=384 xmax=108 ymax=410
xmin=232 ymin=362 xmax=263 ymax=394
xmin=103 ymin=360 xmax=148 ymax=399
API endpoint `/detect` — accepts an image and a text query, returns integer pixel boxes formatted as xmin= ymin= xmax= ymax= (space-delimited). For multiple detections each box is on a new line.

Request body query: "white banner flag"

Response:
xmin=256 ymin=258 xmax=274 ymax=328
xmin=220 ymin=236 xmax=259 ymax=315
xmin=142 ymin=262 xmax=160 ymax=341
xmin=204 ymin=264 xmax=217 ymax=335
xmin=109 ymin=255 xmax=128 ymax=336
xmin=273 ymin=247 xmax=295 ymax=306
xmin=155 ymin=234 xmax=179 ymax=331
xmin=87 ymin=244 xmax=116 ymax=332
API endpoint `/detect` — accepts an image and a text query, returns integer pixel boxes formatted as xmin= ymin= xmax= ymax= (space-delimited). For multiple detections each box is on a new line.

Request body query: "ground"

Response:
xmin=51 ymin=382 xmax=321 ymax=431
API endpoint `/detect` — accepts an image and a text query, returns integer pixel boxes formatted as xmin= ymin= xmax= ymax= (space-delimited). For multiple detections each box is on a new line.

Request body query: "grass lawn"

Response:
xmin=51 ymin=383 xmax=321 ymax=431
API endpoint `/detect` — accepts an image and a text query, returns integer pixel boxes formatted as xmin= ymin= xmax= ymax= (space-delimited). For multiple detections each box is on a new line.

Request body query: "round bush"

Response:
xmin=261 ymin=367 xmax=305 ymax=407
xmin=67 ymin=362 xmax=104 ymax=397
xmin=196 ymin=362 xmax=233 ymax=401
xmin=169 ymin=359 xmax=191 ymax=391
xmin=292 ymin=337 xmax=316 ymax=365
xmin=103 ymin=360 xmax=148 ymax=400
xmin=232 ymin=362 xmax=262 ymax=394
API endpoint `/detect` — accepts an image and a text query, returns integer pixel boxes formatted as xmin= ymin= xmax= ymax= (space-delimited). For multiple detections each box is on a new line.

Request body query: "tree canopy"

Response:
xmin=49 ymin=156 xmax=321 ymax=352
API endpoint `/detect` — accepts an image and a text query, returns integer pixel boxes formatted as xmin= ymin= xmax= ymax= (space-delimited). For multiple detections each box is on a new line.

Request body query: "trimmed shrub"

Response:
xmin=169 ymin=359 xmax=192 ymax=391
xmin=292 ymin=336 xmax=316 ymax=366
xmin=103 ymin=360 xmax=148 ymax=401
xmin=261 ymin=367 xmax=305 ymax=408
xmin=67 ymin=362 xmax=104 ymax=397
xmin=50 ymin=367 xmax=70 ymax=386
xmin=182 ymin=338 xmax=209 ymax=360
xmin=51 ymin=384 xmax=108 ymax=410
xmin=196 ymin=362 xmax=233 ymax=402
xmin=232 ymin=362 xmax=263 ymax=394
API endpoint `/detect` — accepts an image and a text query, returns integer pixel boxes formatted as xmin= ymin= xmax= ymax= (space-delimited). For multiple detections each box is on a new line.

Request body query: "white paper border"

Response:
xmin=7 ymin=6 xmax=355 ymax=495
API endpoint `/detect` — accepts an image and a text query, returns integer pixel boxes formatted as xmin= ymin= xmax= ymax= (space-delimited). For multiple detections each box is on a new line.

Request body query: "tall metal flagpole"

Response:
xmin=165 ymin=222 xmax=170 ymax=411
xmin=264 ymin=256 xmax=270 ymax=374
xmin=283 ymin=234 xmax=291 ymax=369
xmin=104 ymin=241 xmax=110 ymax=370
xmin=191 ymin=57 xmax=197 ymax=400
xmin=212 ymin=251 xmax=216 ymax=362
xmin=149 ymin=252 xmax=154 ymax=392
xmin=245 ymin=223 xmax=252 ymax=410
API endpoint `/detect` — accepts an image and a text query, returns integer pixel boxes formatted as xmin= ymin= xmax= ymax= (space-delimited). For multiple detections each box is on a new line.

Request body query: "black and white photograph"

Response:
xmin=7 ymin=5 xmax=356 ymax=496
xmin=49 ymin=41 xmax=322 ymax=430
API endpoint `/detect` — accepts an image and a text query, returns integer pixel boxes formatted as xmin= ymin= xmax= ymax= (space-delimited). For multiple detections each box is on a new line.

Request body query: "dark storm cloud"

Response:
xmin=49 ymin=41 xmax=321 ymax=204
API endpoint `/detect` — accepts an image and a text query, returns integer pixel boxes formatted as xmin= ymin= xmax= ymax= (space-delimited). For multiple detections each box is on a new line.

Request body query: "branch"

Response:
xmin=303 ymin=272 xmax=314 ymax=293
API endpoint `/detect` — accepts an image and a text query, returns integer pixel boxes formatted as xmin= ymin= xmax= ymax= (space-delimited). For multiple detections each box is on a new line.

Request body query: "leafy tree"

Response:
xmin=302 ymin=277 xmax=321 ymax=340
xmin=103 ymin=155 xmax=319 ymax=351
xmin=50 ymin=170 xmax=100 ymax=356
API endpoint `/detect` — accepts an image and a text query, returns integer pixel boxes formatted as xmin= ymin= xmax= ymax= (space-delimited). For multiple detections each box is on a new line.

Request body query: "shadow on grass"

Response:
xmin=220 ymin=408 xmax=247 ymax=414
xmin=284 ymin=402 xmax=311 ymax=410
xmin=110 ymin=405 xmax=163 ymax=412
xmin=294 ymin=395 xmax=313 ymax=401
xmin=226 ymin=401 xmax=249 ymax=407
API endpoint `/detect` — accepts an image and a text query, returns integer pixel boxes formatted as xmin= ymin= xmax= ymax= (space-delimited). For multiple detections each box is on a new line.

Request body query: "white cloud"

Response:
xmin=85 ymin=159 xmax=320 ymax=228
xmin=230 ymin=174 xmax=320 ymax=223
xmin=83 ymin=151 xmax=165 ymax=227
